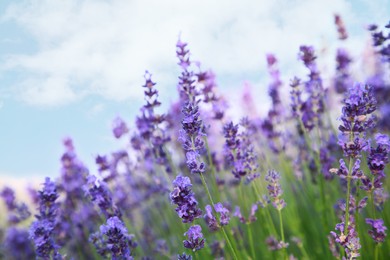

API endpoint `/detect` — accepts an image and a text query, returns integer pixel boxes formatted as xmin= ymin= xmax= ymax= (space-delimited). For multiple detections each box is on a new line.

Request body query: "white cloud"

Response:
xmin=1 ymin=0 xmax=387 ymax=106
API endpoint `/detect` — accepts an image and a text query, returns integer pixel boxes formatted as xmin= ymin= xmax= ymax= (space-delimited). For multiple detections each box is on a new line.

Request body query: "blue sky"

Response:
xmin=0 ymin=0 xmax=389 ymax=180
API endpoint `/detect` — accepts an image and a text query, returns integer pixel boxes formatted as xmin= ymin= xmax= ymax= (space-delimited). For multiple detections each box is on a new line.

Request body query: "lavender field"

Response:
xmin=1 ymin=14 xmax=390 ymax=260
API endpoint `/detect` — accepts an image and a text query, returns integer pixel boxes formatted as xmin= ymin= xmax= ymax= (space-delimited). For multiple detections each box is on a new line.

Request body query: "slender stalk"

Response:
xmin=251 ymin=181 xmax=278 ymax=235
xmin=199 ymin=173 xmax=239 ymax=260
xmin=278 ymin=209 xmax=287 ymax=260
xmin=204 ymin=137 xmax=221 ymax=202
xmin=374 ymin=244 xmax=379 ymax=260
xmin=247 ymin=222 xmax=256 ymax=260
xmin=344 ymin=157 xmax=354 ymax=236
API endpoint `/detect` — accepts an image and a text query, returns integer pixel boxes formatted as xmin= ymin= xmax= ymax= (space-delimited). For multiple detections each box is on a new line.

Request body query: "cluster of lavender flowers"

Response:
xmin=1 ymin=15 xmax=390 ymax=260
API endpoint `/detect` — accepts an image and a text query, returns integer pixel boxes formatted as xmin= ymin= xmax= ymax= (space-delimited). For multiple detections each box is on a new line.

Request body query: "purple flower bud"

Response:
xmin=178 ymin=253 xmax=192 ymax=260
xmin=170 ymin=175 xmax=202 ymax=223
xmin=214 ymin=202 xmax=230 ymax=226
xmin=98 ymin=216 xmax=136 ymax=259
xmin=204 ymin=205 xmax=218 ymax=231
xmin=265 ymin=170 xmax=286 ymax=210
xmin=112 ymin=117 xmax=129 ymax=139
xmin=183 ymin=225 xmax=205 ymax=252
xmin=366 ymin=218 xmax=387 ymax=243
xmin=0 ymin=187 xmax=16 ymax=210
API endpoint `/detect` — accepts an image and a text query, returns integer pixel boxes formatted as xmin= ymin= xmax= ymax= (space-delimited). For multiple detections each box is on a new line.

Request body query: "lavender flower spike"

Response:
xmin=366 ymin=218 xmax=387 ymax=243
xmin=183 ymin=225 xmax=205 ymax=252
xmin=99 ymin=216 xmax=136 ymax=259
xmin=214 ymin=202 xmax=230 ymax=226
xmin=265 ymin=170 xmax=286 ymax=210
xmin=29 ymin=177 xmax=62 ymax=260
xmin=170 ymin=175 xmax=202 ymax=223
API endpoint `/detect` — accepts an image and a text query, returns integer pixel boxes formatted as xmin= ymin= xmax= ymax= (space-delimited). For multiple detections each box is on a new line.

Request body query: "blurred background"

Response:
xmin=0 ymin=0 xmax=389 ymax=181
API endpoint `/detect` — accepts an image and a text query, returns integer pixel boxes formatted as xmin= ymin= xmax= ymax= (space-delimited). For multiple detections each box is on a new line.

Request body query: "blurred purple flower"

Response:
xmin=29 ymin=177 xmax=62 ymax=259
xmin=265 ymin=170 xmax=286 ymax=210
xmin=112 ymin=117 xmax=129 ymax=139
xmin=214 ymin=203 xmax=230 ymax=226
xmin=366 ymin=218 xmax=387 ymax=243
xmin=98 ymin=216 xmax=136 ymax=259
xmin=183 ymin=225 xmax=205 ymax=252
xmin=3 ymin=227 xmax=35 ymax=259
xmin=204 ymin=204 xmax=218 ymax=231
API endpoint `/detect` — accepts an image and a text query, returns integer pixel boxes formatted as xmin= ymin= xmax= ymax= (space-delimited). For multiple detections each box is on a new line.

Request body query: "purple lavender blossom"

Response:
xmin=196 ymin=69 xmax=226 ymax=120
xmin=112 ymin=117 xmax=129 ymax=139
xmin=83 ymin=175 xmax=120 ymax=218
xmin=0 ymin=187 xmax=16 ymax=210
xmin=261 ymin=54 xmax=285 ymax=153
xmin=3 ymin=227 xmax=35 ymax=259
xmin=334 ymin=14 xmax=348 ymax=40
xmin=214 ymin=203 xmax=230 ymax=226
xmin=334 ymin=48 xmax=352 ymax=94
xmin=248 ymin=203 xmax=258 ymax=223
xmin=368 ymin=133 xmax=390 ymax=176
xmin=0 ymin=186 xmax=31 ymax=224
xmin=223 ymin=119 xmax=260 ymax=181
xmin=266 ymin=236 xmax=288 ymax=251
xmin=369 ymin=21 xmax=390 ymax=63
xmin=296 ymin=45 xmax=325 ymax=131
xmin=233 ymin=206 xmax=246 ymax=223
xmin=334 ymin=159 xmax=364 ymax=180
xmin=338 ymin=83 xmax=376 ymax=158
xmin=374 ymin=188 xmax=389 ymax=210
xmin=204 ymin=205 xmax=218 ymax=231
xmin=265 ymin=170 xmax=286 ymax=210
xmin=29 ymin=177 xmax=62 ymax=259
xmin=290 ymin=77 xmax=303 ymax=118
xmin=60 ymin=138 xmax=89 ymax=197
xmin=176 ymin=39 xmax=208 ymax=176
xmin=170 ymin=175 xmax=202 ymax=223
xmin=177 ymin=253 xmax=192 ymax=260
xmin=98 ymin=216 xmax=136 ymax=259
xmin=360 ymin=133 xmax=390 ymax=193
xmin=135 ymin=71 xmax=172 ymax=174
xmin=330 ymin=219 xmax=361 ymax=259
xmin=366 ymin=218 xmax=387 ymax=243
xmin=183 ymin=225 xmax=205 ymax=252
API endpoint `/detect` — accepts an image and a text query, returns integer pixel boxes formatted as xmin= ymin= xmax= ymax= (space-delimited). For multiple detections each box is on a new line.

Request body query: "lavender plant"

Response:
xmin=1 ymin=16 xmax=390 ymax=260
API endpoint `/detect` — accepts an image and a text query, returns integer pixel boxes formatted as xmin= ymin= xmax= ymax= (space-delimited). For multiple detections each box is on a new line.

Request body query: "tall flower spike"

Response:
xmin=297 ymin=45 xmax=325 ymax=131
xmin=334 ymin=14 xmax=348 ymax=40
xmin=83 ymin=175 xmax=120 ymax=218
xmin=214 ymin=202 xmax=230 ymax=226
xmin=176 ymin=39 xmax=207 ymax=175
xmin=334 ymin=48 xmax=352 ymax=94
xmin=365 ymin=218 xmax=387 ymax=243
xmin=98 ymin=216 xmax=136 ymax=259
xmin=204 ymin=205 xmax=218 ymax=231
xmin=265 ymin=170 xmax=286 ymax=210
xmin=338 ymin=83 xmax=376 ymax=158
xmin=4 ymin=227 xmax=35 ymax=259
xmin=29 ymin=177 xmax=62 ymax=260
xmin=170 ymin=175 xmax=202 ymax=223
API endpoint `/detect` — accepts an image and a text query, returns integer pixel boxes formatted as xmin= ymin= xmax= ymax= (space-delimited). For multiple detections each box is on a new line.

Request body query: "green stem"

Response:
xmin=374 ymin=244 xmax=379 ymax=260
xmin=251 ymin=181 xmax=278 ymax=235
xmin=278 ymin=209 xmax=287 ymax=260
xmin=247 ymin=223 xmax=256 ymax=260
xmin=204 ymin=137 xmax=221 ymax=202
xmin=199 ymin=173 xmax=239 ymax=260
xmin=344 ymin=157 xmax=354 ymax=236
